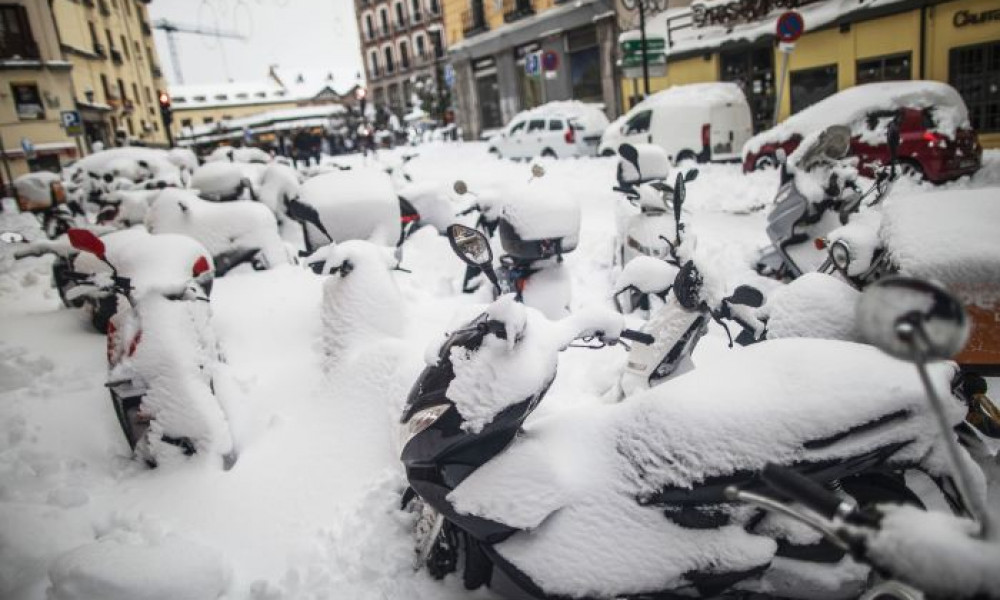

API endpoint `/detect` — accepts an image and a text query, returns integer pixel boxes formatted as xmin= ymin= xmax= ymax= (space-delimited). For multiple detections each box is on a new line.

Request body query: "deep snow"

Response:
xmin=0 ymin=143 xmax=998 ymax=599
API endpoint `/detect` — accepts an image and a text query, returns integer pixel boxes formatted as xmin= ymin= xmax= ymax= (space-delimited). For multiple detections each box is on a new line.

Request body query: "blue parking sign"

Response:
xmin=524 ymin=52 xmax=540 ymax=76
xmin=61 ymin=110 xmax=83 ymax=136
xmin=444 ymin=64 xmax=455 ymax=88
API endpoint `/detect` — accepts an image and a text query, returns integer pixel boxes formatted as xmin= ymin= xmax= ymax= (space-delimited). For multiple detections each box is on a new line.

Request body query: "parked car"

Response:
xmin=487 ymin=101 xmax=609 ymax=160
xmin=742 ymin=81 xmax=982 ymax=182
xmin=599 ymin=82 xmax=753 ymax=164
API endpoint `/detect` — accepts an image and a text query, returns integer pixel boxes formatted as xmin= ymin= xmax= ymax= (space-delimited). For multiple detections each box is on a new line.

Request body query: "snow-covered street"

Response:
xmin=2 ymin=143 xmax=1000 ymax=599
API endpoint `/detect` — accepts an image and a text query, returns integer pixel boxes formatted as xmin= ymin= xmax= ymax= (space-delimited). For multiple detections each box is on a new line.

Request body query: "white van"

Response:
xmin=488 ymin=101 xmax=609 ymax=160
xmin=599 ymin=83 xmax=753 ymax=164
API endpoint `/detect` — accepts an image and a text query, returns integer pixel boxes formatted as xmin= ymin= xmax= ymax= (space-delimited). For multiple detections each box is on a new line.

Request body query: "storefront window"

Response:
xmin=950 ymin=41 xmax=1000 ymax=133
xmin=721 ymin=46 xmax=774 ymax=133
xmin=10 ymin=83 xmax=44 ymax=120
xmin=790 ymin=64 xmax=838 ymax=114
xmin=856 ymin=53 xmax=911 ymax=85
xmin=476 ymin=73 xmax=502 ymax=129
xmin=567 ymin=26 xmax=602 ymax=103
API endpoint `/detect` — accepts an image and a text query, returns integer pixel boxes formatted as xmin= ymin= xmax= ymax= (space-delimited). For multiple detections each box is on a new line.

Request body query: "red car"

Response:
xmin=742 ymin=81 xmax=982 ymax=183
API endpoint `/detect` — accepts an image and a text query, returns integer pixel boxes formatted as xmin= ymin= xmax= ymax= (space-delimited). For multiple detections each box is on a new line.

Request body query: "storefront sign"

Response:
xmin=953 ymin=8 xmax=1000 ymax=27
xmin=692 ymin=0 xmax=817 ymax=29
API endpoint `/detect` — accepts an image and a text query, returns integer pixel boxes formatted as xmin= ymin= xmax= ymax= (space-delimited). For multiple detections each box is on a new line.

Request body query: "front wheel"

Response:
xmin=540 ymin=148 xmax=557 ymax=159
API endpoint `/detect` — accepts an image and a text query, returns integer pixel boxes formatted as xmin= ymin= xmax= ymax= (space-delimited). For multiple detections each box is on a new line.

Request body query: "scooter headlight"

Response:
xmin=830 ymin=240 xmax=852 ymax=272
xmin=400 ymin=404 xmax=451 ymax=451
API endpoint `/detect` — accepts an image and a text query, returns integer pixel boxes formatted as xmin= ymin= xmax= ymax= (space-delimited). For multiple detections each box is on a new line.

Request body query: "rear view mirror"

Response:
xmin=447 ymin=224 xmax=492 ymax=267
xmin=67 ymin=228 xmax=106 ymax=260
xmin=673 ymin=172 xmax=686 ymax=217
xmin=684 ymin=169 xmax=699 ymax=183
xmin=726 ymin=285 xmax=764 ymax=308
xmin=856 ymin=277 xmax=969 ymax=362
xmin=453 ymin=180 xmax=468 ymax=195
xmin=821 ymin=125 xmax=851 ymax=161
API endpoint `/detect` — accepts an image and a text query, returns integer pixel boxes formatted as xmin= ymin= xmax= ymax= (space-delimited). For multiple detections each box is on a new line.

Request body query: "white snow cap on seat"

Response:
xmin=298 ymin=166 xmax=400 ymax=246
xmin=501 ymin=177 xmax=581 ymax=244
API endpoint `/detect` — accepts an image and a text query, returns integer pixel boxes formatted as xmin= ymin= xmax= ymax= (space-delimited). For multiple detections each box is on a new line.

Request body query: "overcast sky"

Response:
xmin=148 ymin=0 xmax=364 ymax=89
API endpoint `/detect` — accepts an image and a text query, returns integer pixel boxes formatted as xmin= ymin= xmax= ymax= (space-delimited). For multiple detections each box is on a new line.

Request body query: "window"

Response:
xmin=429 ymin=0 xmax=439 ymax=14
xmin=144 ymin=87 xmax=152 ymax=102
xmin=720 ymin=45 xmax=774 ymax=133
xmin=790 ymin=64 xmax=838 ymax=114
xmin=548 ymin=120 xmax=563 ymax=131
xmin=624 ymin=110 xmax=652 ymax=135
xmin=400 ymin=40 xmax=409 ymax=69
xmin=429 ymin=30 xmax=443 ymax=58
xmin=567 ymin=26 xmax=602 ymax=103
xmin=0 ymin=5 xmax=38 ymax=59
xmin=180 ymin=118 xmax=192 ymax=128
xmin=120 ymin=35 xmax=129 ymax=58
xmin=365 ymin=14 xmax=374 ymax=39
xmin=857 ymin=53 xmax=911 ymax=85
xmin=951 ymin=41 xmax=1000 ymax=133
xmin=117 ymin=78 xmax=127 ymax=101
xmin=415 ymin=34 xmax=426 ymax=58
xmin=132 ymin=83 xmax=139 ymax=104
xmin=384 ymin=46 xmax=394 ymax=73
xmin=394 ymin=2 xmax=405 ymax=26
xmin=411 ymin=0 xmax=422 ymax=21
xmin=101 ymin=74 xmax=113 ymax=99
xmin=203 ymin=116 xmax=214 ymax=124
xmin=369 ymin=50 xmax=380 ymax=77
xmin=88 ymin=22 xmax=101 ymax=54
xmin=379 ymin=9 xmax=389 ymax=34
xmin=10 ymin=83 xmax=44 ymax=119
xmin=509 ymin=121 xmax=526 ymax=135
xmin=527 ymin=119 xmax=546 ymax=132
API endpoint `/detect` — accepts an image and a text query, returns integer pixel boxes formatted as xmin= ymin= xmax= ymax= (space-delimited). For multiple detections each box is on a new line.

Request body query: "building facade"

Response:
xmin=618 ymin=0 xmax=1000 ymax=148
xmin=444 ymin=0 xmax=619 ymax=140
xmin=51 ymin=0 xmax=169 ymax=150
xmin=355 ymin=0 xmax=447 ymax=117
xmin=0 ymin=1 xmax=78 ymax=184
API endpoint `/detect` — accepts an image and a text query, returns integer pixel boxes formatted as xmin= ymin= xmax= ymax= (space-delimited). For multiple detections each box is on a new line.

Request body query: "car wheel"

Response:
xmin=753 ymin=154 xmax=778 ymax=171
xmin=488 ymin=147 xmax=500 ymax=159
xmin=898 ymin=160 xmax=925 ymax=181
xmin=601 ymin=148 xmax=616 ymax=158
xmin=675 ymin=150 xmax=697 ymax=165
xmin=540 ymin=148 xmax=557 ymax=159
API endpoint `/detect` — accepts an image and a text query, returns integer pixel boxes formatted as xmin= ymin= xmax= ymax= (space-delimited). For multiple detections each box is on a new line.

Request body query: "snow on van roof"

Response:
xmin=634 ymin=82 xmax=747 ymax=110
xmin=744 ymin=81 xmax=969 ymax=157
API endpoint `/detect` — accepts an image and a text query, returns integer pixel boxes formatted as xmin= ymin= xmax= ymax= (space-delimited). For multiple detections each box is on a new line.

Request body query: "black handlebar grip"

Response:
xmin=761 ymin=463 xmax=846 ymax=520
xmin=620 ymin=329 xmax=654 ymax=345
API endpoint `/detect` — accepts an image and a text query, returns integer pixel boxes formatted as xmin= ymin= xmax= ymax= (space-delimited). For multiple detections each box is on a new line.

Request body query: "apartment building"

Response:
xmin=355 ymin=0 xmax=447 ymax=117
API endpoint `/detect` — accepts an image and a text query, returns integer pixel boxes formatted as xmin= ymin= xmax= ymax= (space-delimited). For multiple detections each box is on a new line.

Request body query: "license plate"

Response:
xmin=959 ymin=159 xmax=977 ymax=169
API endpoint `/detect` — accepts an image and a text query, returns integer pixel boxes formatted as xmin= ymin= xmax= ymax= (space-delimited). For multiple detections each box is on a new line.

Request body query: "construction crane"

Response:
xmin=152 ymin=19 xmax=247 ymax=84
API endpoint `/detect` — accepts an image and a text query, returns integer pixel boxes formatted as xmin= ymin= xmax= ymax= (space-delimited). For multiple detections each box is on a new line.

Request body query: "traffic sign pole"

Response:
xmin=773 ymin=43 xmax=794 ymax=127
xmin=772 ymin=11 xmax=804 ymax=127
xmin=639 ymin=0 xmax=649 ymax=98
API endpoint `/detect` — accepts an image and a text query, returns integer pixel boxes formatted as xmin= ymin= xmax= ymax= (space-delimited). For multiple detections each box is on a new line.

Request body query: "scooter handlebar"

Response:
xmin=761 ymin=463 xmax=851 ymax=522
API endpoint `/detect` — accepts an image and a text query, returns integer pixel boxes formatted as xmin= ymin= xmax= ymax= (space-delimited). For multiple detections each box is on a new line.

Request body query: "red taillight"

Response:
xmin=922 ymin=131 xmax=945 ymax=143
xmin=564 ymin=127 xmax=575 ymax=144
xmin=701 ymin=123 xmax=710 ymax=148
xmin=814 ymin=238 xmax=827 ymax=250
xmin=106 ymin=320 xmax=117 ymax=364
xmin=128 ymin=330 xmax=142 ymax=357
xmin=192 ymin=256 xmax=211 ymax=277
xmin=515 ymin=277 xmax=528 ymax=293
xmin=400 ymin=214 xmax=419 ymax=224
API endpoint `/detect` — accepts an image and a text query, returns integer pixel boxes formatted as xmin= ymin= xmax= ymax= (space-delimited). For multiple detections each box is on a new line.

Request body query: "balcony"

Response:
xmin=110 ymin=48 xmax=123 ymax=64
xmin=98 ymin=0 xmax=111 ymax=16
xmin=151 ymin=64 xmax=163 ymax=78
xmin=92 ymin=42 xmax=105 ymax=57
xmin=141 ymin=21 xmax=152 ymax=36
xmin=0 ymin=39 xmax=41 ymax=61
xmin=503 ymin=0 xmax=535 ymax=23
xmin=462 ymin=6 xmax=488 ymax=38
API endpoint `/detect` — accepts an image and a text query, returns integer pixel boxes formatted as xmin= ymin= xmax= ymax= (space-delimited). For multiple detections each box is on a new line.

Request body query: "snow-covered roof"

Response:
xmin=744 ymin=81 xmax=969 ymax=156
xmin=170 ymin=66 xmax=362 ymax=111
xmin=633 ymin=82 xmax=747 ymax=111
xmin=179 ymin=104 xmax=348 ymax=143
xmin=511 ymin=101 xmax=610 ymax=133
xmin=637 ymin=0 xmax=910 ymax=58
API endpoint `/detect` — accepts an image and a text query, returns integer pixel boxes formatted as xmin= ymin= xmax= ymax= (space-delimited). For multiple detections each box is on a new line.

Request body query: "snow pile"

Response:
xmin=317 ymin=241 xmax=404 ymax=365
xmin=862 ymin=505 xmax=1000 ymax=597
xmin=745 ymin=81 xmax=969 ymax=157
xmin=145 ymin=188 xmax=290 ymax=269
xmin=71 ymin=227 xmax=211 ymax=298
xmin=204 ymin=146 xmax=270 ymax=164
xmin=630 ymin=82 xmax=747 ymax=110
xmin=762 ymin=273 xmax=861 ymax=342
xmin=501 ymin=177 xmax=581 ymax=247
xmin=297 ymin=167 xmax=400 ymax=246
xmin=397 ymin=180 xmax=456 ymax=233
xmin=614 ymin=255 xmax=678 ymax=295
xmin=103 ymin=189 xmax=161 ymax=227
xmin=190 ymin=161 xmax=262 ymax=199
xmin=166 ymin=148 xmax=199 ymax=175
xmin=880 ymin=189 xmax=1000 ymax=306
xmin=450 ymin=338 xmax=968 ymax=597
xmin=48 ymin=520 xmax=229 ymax=600
xmin=825 ymin=209 xmax=882 ymax=277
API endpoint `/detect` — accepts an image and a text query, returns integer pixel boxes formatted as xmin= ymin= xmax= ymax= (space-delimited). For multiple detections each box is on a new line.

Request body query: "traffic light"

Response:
xmin=355 ymin=86 xmax=367 ymax=119
xmin=158 ymin=90 xmax=172 ymax=126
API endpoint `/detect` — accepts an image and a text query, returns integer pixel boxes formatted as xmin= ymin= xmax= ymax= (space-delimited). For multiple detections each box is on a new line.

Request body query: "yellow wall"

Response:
xmin=0 ymin=1 xmax=78 ymax=180
xmin=445 ymin=0 xmax=560 ymax=47
xmin=621 ymin=0 xmax=1000 ymax=147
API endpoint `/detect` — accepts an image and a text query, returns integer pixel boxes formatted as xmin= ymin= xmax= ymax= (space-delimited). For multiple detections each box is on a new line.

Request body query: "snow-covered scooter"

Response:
xmin=756 ymin=122 xmax=899 ymax=283
xmin=400 ymin=225 xmax=980 ymax=600
xmin=67 ymin=229 xmax=238 ymax=469
xmin=728 ymin=277 xmax=1000 ymax=599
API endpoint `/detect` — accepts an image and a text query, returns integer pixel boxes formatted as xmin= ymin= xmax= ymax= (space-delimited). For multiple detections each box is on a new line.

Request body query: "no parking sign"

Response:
xmin=776 ymin=11 xmax=804 ymax=43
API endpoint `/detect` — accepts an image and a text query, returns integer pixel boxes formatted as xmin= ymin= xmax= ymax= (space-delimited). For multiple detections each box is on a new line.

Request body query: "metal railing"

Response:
xmin=503 ymin=0 xmax=535 ymax=23
xmin=462 ymin=5 xmax=488 ymax=37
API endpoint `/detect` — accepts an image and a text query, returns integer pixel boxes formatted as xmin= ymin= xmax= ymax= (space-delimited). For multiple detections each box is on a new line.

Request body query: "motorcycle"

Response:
xmin=756 ymin=121 xmax=900 ymax=285
xmin=727 ymin=277 xmax=1000 ymax=599
xmin=11 ymin=171 xmax=83 ymax=239
xmin=400 ymin=225 xmax=981 ymax=600
xmin=66 ymin=228 xmax=238 ymax=469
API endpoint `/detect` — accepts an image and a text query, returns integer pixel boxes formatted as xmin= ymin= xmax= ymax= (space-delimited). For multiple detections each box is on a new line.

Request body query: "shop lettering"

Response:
xmin=692 ymin=0 xmax=816 ymax=28
xmin=953 ymin=8 xmax=1000 ymax=27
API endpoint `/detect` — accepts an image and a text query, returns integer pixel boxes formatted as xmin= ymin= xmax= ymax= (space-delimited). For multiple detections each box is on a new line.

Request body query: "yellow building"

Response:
xmin=619 ymin=0 xmax=1000 ymax=147
xmin=51 ymin=0 xmax=169 ymax=149
xmin=0 ymin=1 xmax=78 ymax=185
